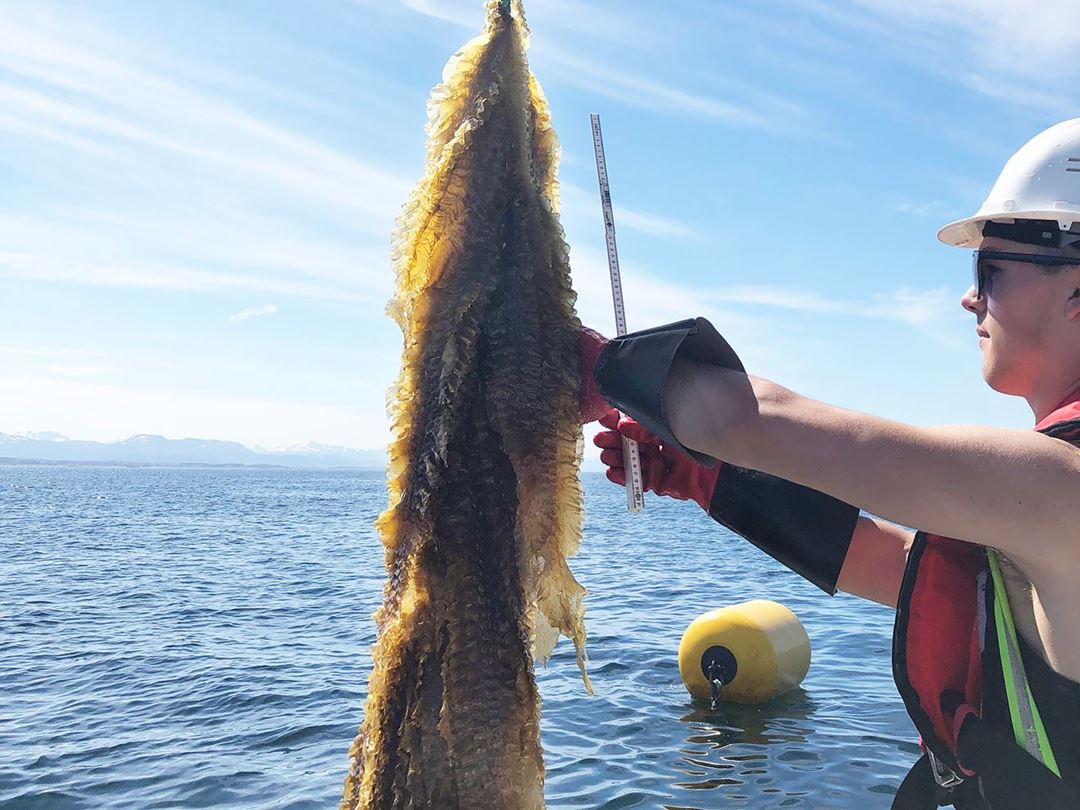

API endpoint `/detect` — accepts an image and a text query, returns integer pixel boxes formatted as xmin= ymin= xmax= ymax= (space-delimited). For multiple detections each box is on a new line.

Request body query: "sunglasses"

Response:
xmin=971 ymin=250 xmax=1080 ymax=300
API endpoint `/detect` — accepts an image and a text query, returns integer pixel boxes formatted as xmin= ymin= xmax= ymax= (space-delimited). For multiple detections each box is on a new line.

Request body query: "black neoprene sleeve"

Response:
xmin=593 ymin=316 xmax=858 ymax=594
xmin=708 ymin=465 xmax=858 ymax=594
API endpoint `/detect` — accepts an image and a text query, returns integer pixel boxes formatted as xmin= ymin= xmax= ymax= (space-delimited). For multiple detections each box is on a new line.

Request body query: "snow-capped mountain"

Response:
xmin=0 ymin=432 xmax=386 ymax=468
xmin=280 ymin=441 xmax=356 ymax=456
xmin=17 ymin=431 xmax=69 ymax=442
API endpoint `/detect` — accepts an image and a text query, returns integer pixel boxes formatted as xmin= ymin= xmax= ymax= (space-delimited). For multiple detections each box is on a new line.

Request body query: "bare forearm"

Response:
xmin=665 ymin=360 xmax=1080 ymax=568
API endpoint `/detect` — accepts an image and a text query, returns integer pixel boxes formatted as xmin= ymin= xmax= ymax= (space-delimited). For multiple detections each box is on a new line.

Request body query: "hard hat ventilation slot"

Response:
xmin=1067 ymin=157 xmax=1080 ymax=173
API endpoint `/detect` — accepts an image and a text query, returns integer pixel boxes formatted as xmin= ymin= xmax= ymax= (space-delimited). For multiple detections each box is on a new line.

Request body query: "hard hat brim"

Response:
xmin=936 ymin=215 xmax=984 ymax=248
xmin=937 ymin=210 xmax=1080 ymax=249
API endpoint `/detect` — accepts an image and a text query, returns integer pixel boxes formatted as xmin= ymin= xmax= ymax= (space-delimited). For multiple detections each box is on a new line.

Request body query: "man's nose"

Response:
xmin=960 ymin=285 xmax=984 ymax=314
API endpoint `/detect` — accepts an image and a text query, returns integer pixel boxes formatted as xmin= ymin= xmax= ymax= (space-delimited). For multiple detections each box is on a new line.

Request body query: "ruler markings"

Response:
xmin=590 ymin=113 xmax=645 ymax=513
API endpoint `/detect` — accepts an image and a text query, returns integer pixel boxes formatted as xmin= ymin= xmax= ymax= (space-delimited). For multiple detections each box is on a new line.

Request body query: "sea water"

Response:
xmin=0 ymin=466 xmax=917 ymax=808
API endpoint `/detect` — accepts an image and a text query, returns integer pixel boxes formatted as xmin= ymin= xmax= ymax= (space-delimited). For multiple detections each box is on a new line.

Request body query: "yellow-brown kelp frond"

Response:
xmin=342 ymin=1 xmax=587 ymax=807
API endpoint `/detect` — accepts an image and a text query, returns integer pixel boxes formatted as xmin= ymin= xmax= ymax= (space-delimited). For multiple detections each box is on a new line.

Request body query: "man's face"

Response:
xmin=962 ymin=237 xmax=1080 ymax=396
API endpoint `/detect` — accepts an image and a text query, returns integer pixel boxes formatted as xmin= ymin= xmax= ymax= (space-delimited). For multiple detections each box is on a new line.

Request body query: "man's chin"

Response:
xmin=983 ymin=362 xmax=1026 ymax=397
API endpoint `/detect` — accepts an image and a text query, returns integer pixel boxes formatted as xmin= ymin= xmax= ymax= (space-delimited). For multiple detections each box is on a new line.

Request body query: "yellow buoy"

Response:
xmin=678 ymin=600 xmax=810 ymax=705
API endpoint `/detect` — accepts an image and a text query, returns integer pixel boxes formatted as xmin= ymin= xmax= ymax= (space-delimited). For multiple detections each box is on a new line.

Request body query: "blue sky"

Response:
xmin=0 ymin=0 xmax=1077 ymax=450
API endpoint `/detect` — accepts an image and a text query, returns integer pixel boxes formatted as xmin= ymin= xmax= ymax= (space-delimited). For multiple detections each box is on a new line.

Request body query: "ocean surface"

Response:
xmin=0 ymin=466 xmax=918 ymax=809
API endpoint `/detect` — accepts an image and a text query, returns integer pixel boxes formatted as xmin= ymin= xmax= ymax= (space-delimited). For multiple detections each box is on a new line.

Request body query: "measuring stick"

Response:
xmin=590 ymin=113 xmax=645 ymax=513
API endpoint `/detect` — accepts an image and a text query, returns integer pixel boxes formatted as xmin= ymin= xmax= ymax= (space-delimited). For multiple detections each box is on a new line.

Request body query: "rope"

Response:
xmin=707 ymin=659 xmax=727 ymax=711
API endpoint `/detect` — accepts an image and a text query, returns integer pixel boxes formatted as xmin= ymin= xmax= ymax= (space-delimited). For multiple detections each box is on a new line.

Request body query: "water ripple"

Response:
xmin=1 ymin=467 xmax=914 ymax=808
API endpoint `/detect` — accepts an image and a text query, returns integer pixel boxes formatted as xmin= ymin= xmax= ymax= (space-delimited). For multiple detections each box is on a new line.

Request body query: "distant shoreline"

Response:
xmin=0 ymin=457 xmax=606 ymax=473
xmin=0 ymin=456 xmax=383 ymax=471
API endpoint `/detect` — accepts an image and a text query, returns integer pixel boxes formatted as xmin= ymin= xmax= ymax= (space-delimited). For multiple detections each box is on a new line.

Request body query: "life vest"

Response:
xmin=891 ymin=394 xmax=1080 ymax=809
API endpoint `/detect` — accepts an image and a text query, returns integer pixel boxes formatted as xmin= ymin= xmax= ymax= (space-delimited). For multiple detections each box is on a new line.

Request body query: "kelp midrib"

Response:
xmin=375 ymin=91 xmax=519 ymax=637
xmin=367 ymin=355 xmax=530 ymax=807
xmin=357 ymin=117 xmax=556 ymax=807
xmin=396 ymin=100 xmax=518 ymax=518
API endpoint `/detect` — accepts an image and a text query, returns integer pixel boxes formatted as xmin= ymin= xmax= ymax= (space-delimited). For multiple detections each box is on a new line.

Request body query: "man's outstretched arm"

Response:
xmin=666 ymin=362 xmax=1080 ymax=578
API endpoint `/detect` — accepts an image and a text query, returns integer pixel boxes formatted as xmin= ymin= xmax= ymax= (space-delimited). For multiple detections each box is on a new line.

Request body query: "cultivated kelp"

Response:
xmin=341 ymin=1 xmax=588 ymax=807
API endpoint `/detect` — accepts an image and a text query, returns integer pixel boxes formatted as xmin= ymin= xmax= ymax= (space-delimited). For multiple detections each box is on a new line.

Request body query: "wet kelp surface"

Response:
xmin=341 ymin=2 xmax=588 ymax=808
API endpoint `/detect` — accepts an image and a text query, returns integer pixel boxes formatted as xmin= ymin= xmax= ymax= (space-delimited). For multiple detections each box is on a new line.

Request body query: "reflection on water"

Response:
xmin=2 ymin=468 xmax=917 ymax=809
xmin=672 ymin=690 xmax=819 ymax=797
xmin=681 ymin=687 xmax=817 ymax=745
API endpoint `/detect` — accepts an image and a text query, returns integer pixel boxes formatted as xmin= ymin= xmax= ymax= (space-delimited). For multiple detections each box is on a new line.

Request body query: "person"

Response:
xmin=578 ymin=118 xmax=1080 ymax=809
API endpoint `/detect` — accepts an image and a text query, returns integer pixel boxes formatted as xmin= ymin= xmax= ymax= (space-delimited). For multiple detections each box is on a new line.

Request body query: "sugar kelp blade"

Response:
xmin=341 ymin=2 xmax=588 ymax=808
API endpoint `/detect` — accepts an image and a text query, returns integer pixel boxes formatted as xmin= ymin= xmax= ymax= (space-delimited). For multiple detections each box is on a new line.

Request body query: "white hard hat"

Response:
xmin=938 ymin=118 xmax=1080 ymax=248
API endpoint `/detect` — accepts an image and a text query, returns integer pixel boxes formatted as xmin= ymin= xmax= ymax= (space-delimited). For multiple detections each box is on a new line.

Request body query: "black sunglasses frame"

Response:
xmin=971 ymin=250 xmax=1080 ymax=300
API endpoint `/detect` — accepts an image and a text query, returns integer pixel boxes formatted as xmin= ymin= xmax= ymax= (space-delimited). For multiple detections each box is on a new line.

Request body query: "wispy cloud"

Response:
xmin=571 ymin=236 xmax=962 ymax=351
xmin=0 ymin=344 xmax=112 ymax=384
xmin=558 ymin=182 xmax=706 ymax=242
xmin=0 ymin=5 xmax=408 ymax=308
xmin=0 ymin=344 xmax=96 ymax=360
xmin=0 ymin=16 xmax=412 ymax=221
xmin=805 ymin=0 xmax=1080 ymax=116
xmin=867 ymin=286 xmax=959 ymax=333
xmin=229 ymin=304 xmax=279 ymax=322
xmin=703 ymin=283 xmax=959 ymax=337
xmin=893 ymin=200 xmax=957 ymax=218
xmin=613 ymin=206 xmax=707 ymax=242
xmin=853 ymin=0 xmax=1080 ymax=73
xmin=0 ymin=209 xmax=387 ymax=297
xmin=570 ymin=246 xmax=962 ymax=344
xmin=399 ymin=0 xmax=477 ymax=28
xmin=0 ymin=345 xmax=78 ymax=358
xmin=536 ymin=44 xmax=805 ymax=132
xmin=962 ymin=74 xmax=1072 ymax=117
xmin=0 ymin=252 xmax=371 ymax=301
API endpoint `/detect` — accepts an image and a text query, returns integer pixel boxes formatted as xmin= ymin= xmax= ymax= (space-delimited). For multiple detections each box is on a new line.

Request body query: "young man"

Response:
xmin=580 ymin=118 xmax=1080 ymax=808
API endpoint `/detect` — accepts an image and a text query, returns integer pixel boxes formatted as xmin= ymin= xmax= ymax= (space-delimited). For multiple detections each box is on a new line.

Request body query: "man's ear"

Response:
xmin=1067 ymin=287 xmax=1080 ymax=321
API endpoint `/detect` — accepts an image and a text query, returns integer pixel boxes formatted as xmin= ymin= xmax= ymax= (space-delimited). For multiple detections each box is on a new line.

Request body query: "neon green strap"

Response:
xmin=987 ymin=550 xmax=1061 ymax=776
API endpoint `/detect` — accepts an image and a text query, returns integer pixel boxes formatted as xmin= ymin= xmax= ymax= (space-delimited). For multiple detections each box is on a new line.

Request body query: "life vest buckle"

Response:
xmin=926 ymin=748 xmax=964 ymax=789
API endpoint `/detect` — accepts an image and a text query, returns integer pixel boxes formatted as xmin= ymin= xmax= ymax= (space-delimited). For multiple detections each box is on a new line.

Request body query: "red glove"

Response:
xmin=592 ymin=409 xmax=720 ymax=511
xmin=579 ymin=326 xmax=612 ymax=424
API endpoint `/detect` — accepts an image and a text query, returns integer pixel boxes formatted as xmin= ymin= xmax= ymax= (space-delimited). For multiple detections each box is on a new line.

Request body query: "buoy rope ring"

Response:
xmin=701 ymin=646 xmax=737 ymax=711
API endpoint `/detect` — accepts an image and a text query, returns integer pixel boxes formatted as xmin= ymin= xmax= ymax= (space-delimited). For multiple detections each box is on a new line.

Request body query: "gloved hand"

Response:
xmin=579 ymin=326 xmax=613 ymax=424
xmin=586 ymin=316 xmax=858 ymax=596
xmin=592 ymin=409 xmax=720 ymax=511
